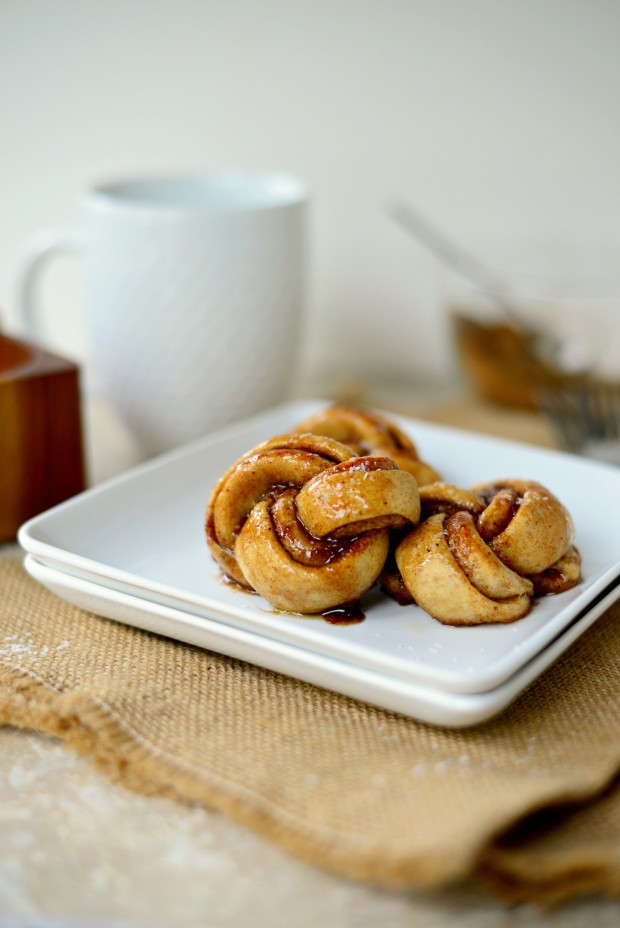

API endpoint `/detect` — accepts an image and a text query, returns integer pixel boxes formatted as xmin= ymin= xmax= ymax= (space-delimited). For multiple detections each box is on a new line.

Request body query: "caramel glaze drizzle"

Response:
xmin=529 ymin=546 xmax=582 ymax=596
xmin=210 ymin=457 xmax=402 ymax=624
xmin=322 ymin=603 xmax=366 ymax=625
xmin=270 ymin=486 xmax=351 ymax=566
xmin=235 ymin=460 xmax=400 ymax=622
xmin=270 ymin=457 xmax=396 ymax=567
xmin=380 ymin=485 xmax=531 ymax=607
xmin=206 ymin=443 xmax=356 ymax=560
xmin=421 ymin=486 xmax=522 ymax=543
xmin=437 ymin=488 xmax=523 ymax=564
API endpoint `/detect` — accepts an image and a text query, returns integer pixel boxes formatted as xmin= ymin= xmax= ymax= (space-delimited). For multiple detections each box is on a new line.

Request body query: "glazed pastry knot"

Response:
xmin=395 ymin=480 xmax=580 ymax=626
xmin=206 ymin=433 xmax=421 ymax=613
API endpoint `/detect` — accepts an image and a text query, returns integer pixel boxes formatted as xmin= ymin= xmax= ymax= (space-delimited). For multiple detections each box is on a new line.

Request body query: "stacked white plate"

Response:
xmin=18 ymin=401 xmax=620 ymax=728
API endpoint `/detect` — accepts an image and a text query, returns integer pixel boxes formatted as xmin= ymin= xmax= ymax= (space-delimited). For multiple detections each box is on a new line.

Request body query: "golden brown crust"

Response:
xmin=206 ymin=434 xmax=354 ymax=587
xmin=529 ymin=545 xmax=582 ymax=596
xmin=445 ymin=511 xmax=534 ymax=600
xmin=292 ymin=405 xmax=441 ymax=485
xmin=236 ymin=500 xmax=391 ymax=614
xmin=206 ymin=407 xmax=581 ymax=624
xmin=206 ymin=436 xmax=421 ymax=613
xmin=396 ymin=514 xmax=532 ymax=627
xmin=470 ymin=479 xmax=576 ymax=575
xmin=395 ymin=480 xmax=580 ymax=626
xmin=419 ymin=482 xmax=484 ymax=518
xmin=296 ymin=457 xmax=420 ymax=538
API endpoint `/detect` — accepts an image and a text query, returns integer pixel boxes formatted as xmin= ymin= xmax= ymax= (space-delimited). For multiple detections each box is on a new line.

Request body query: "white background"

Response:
xmin=1 ymin=0 xmax=619 ymax=392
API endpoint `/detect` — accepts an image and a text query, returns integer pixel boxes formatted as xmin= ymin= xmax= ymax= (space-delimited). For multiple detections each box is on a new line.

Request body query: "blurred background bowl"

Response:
xmin=445 ymin=243 xmax=620 ymax=409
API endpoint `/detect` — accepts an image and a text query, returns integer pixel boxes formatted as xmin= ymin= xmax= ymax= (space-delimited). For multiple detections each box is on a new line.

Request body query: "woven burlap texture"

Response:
xmin=1 ymin=551 xmax=619 ymax=904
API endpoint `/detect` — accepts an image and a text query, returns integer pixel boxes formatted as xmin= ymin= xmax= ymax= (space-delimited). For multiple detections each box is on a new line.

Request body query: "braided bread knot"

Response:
xmin=293 ymin=404 xmax=441 ymax=486
xmin=395 ymin=479 xmax=580 ymax=626
xmin=206 ymin=434 xmax=421 ymax=614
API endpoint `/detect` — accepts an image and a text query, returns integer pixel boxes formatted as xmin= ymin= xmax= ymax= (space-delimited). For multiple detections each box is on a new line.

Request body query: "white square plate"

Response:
xmin=23 ymin=554 xmax=620 ymax=727
xmin=18 ymin=400 xmax=620 ymax=699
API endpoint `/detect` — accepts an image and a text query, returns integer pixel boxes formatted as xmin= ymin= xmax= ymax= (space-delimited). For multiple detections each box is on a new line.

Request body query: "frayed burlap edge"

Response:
xmin=475 ymin=777 xmax=620 ymax=906
xmin=482 ymin=866 xmax=620 ymax=908
xmin=2 ymin=660 xmax=620 ymax=904
xmin=478 ymin=842 xmax=620 ymax=907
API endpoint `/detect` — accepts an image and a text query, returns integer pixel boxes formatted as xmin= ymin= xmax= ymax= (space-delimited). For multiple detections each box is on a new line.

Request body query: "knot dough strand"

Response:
xmin=396 ymin=513 xmax=533 ymax=626
xmin=205 ymin=408 xmax=581 ymax=623
xmin=396 ymin=479 xmax=579 ymax=626
xmin=296 ymin=457 xmax=421 ymax=537
xmin=471 ymin=479 xmax=575 ymax=575
xmin=293 ymin=404 xmax=441 ymax=485
xmin=235 ymin=457 xmax=420 ymax=613
xmin=206 ymin=434 xmax=354 ymax=587
xmin=419 ymin=482 xmax=484 ymax=517
xmin=236 ymin=500 xmax=390 ymax=614
xmin=207 ymin=437 xmax=421 ymax=613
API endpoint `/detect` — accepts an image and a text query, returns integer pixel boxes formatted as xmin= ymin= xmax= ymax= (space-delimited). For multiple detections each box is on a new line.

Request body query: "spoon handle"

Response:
xmin=388 ymin=200 xmax=524 ymax=328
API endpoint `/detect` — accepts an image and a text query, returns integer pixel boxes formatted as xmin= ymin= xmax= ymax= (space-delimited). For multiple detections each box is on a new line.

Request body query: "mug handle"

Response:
xmin=15 ymin=228 xmax=82 ymax=336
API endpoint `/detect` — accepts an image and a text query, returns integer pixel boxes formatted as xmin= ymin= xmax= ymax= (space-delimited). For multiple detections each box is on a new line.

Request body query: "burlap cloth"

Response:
xmin=1 ymin=546 xmax=619 ymax=906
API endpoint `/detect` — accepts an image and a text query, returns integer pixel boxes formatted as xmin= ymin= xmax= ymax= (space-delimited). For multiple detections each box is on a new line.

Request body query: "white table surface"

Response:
xmin=1 ymin=392 xmax=619 ymax=927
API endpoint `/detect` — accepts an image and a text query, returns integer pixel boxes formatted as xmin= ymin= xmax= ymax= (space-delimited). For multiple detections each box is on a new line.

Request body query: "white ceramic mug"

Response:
xmin=17 ymin=172 xmax=308 ymax=455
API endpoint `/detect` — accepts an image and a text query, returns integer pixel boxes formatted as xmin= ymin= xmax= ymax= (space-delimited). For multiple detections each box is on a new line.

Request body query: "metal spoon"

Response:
xmin=387 ymin=199 xmax=528 ymax=329
xmin=387 ymin=199 xmax=565 ymax=372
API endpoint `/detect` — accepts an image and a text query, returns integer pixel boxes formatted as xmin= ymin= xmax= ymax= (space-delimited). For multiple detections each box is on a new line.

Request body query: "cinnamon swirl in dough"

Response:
xmin=206 ymin=433 xmax=420 ymax=613
xmin=205 ymin=406 xmax=581 ymax=623
xmin=395 ymin=479 xmax=580 ymax=626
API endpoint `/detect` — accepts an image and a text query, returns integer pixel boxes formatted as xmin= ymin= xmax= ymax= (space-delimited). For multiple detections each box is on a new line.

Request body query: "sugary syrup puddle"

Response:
xmin=217 ymin=571 xmax=366 ymax=625
xmin=321 ymin=604 xmax=365 ymax=625
xmin=218 ymin=573 xmax=259 ymax=594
